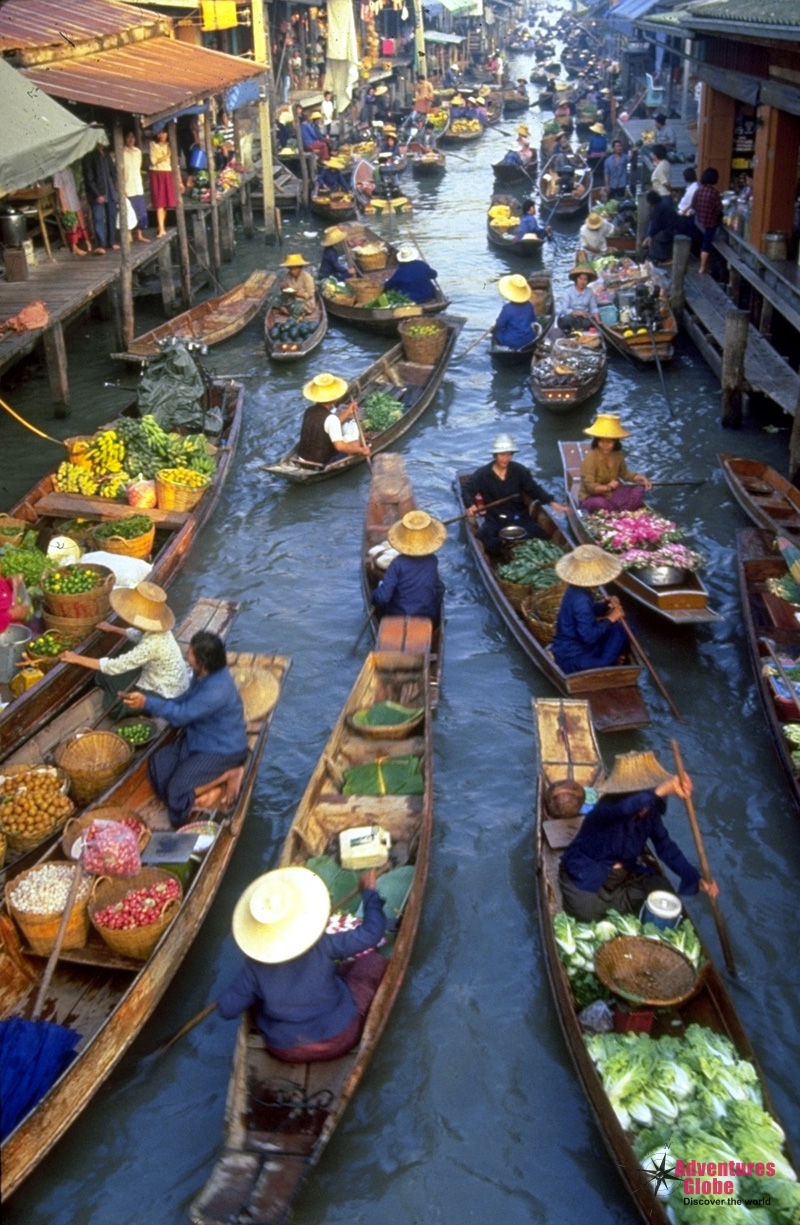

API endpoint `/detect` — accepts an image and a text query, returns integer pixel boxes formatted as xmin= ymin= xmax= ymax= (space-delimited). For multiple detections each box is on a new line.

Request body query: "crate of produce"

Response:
xmin=54 ymin=729 xmax=133 ymax=805
xmin=0 ymin=764 xmax=74 ymax=852
xmin=92 ymin=514 xmax=155 ymax=560
xmin=0 ymin=514 xmax=28 ymax=547
xmin=6 ymin=862 xmax=91 ymax=954
xmin=398 ymin=318 xmax=447 ymax=365
xmin=155 ymin=467 xmax=210 ymax=513
xmin=89 ymin=867 xmax=183 ymax=960
xmin=352 ymin=243 xmax=388 ymax=271
xmin=43 ymin=563 xmax=114 ymax=621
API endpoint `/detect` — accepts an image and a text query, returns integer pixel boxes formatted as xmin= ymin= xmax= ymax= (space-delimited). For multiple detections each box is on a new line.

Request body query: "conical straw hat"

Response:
xmin=498 ymin=274 xmax=532 ymax=304
xmin=232 ymin=867 xmax=330 ymax=963
xmin=583 ymin=413 xmax=631 ymax=439
xmin=302 ymin=372 xmax=348 ymax=402
xmin=555 ymin=544 xmax=622 ymax=587
xmin=387 ymin=510 xmax=447 ymax=556
xmin=596 ymin=750 xmax=672 ymax=795
xmin=109 ymin=580 xmax=174 ymax=632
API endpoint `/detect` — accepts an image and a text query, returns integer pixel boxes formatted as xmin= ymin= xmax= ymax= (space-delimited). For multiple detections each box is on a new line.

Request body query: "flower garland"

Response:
xmin=582 ymin=509 xmax=705 ymax=573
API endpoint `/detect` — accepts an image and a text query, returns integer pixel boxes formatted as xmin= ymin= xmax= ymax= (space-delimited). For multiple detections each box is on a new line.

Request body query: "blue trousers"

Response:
xmin=554 ymin=621 xmax=627 ymax=674
xmin=149 ymin=737 xmax=247 ymax=827
xmin=91 ymin=199 xmax=117 ymax=249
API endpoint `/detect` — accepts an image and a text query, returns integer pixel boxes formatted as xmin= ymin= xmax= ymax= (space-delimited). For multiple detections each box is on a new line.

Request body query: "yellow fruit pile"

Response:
xmin=451 ymin=119 xmax=482 ymax=135
xmin=85 ymin=429 xmax=125 ymax=474
xmin=488 ymin=203 xmax=520 ymax=230
xmin=55 ymin=462 xmax=100 ymax=495
xmin=157 ymin=467 xmax=210 ymax=490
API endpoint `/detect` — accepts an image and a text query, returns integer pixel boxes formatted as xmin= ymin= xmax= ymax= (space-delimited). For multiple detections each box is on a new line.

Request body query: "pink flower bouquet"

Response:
xmin=583 ymin=509 xmax=684 ymax=552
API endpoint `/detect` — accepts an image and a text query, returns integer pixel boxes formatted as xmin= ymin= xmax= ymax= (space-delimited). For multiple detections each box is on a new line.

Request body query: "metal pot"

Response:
xmin=633 ymin=564 xmax=687 ymax=587
xmin=0 ymin=210 xmax=28 ymax=248
xmin=498 ymin=523 xmax=527 ymax=563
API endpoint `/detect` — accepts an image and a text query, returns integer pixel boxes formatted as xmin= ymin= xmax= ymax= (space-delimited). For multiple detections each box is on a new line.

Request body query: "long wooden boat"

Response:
xmin=190 ymin=641 xmax=432 ymax=1225
xmin=352 ymin=159 xmax=412 ymax=218
xmin=502 ymin=88 xmax=531 ymax=114
xmin=538 ymin=152 xmax=592 ymax=218
xmin=587 ymin=188 xmax=637 ymax=251
xmin=531 ymin=327 xmax=608 ymax=411
xmin=407 ymin=142 xmax=446 ymax=176
xmin=126 ymin=271 xmax=274 ymax=358
xmin=438 ymin=122 xmax=484 ymax=146
xmin=738 ymin=526 xmax=800 ymax=812
xmin=720 ymin=454 xmax=800 ymax=540
xmin=264 ymin=316 xmax=465 ymax=484
xmin=309 ymin=191 xmax=358 ymax=223
xmin=0 ymin=597 xmax=237 ymax=889
xmin=321 ymin=221 xmax=449 ymax=336
xmin=595 ymin=303 xmax=677 ymax=364
xmin=362 ymin=453 xmax=442 ymax=708
xmin=559 ymin=439 xmax=723 ymax=625
xmin=0 ymin=378 xmax=244 ymax=759
xmin=264 ymin=290 xmax=328 ymax=361
xmin=486 ymin=195 xmax=546 ymax=261
xmin=0 ymin=634 xmax=291 ymax=1201
xmin=489 ymin=271 xmax=555 ymax=366
xmin=534 ymin=695 xmax=797 ymax=1225
xmin=454 ymin=473 xmax=649 ymax=732
xmin=492 ymin=156 xmax=538 ymax=187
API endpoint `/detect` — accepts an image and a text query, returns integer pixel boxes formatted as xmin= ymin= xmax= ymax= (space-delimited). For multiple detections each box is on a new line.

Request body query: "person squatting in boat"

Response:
xmin=297 ymin=373 xmax=371 ymax=467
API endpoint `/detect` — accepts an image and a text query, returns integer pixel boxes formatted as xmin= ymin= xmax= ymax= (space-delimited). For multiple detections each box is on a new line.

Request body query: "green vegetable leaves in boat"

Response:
xmin=497 ymin=538 xmax=565 ymax=588
xmin=342 ymin=755 xmax=424 ymax=796
xmin=352 ymin=701 xmax=424 ymax=728
xmin=360 ymin=390 xmax=405 ymax=433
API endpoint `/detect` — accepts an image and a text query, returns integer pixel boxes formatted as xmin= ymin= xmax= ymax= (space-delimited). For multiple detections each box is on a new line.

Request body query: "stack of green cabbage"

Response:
xmin=585 ymin=1026 xmax=800 ymax=1224
xmin=553 ymin=909 xmax=702 ymax=1008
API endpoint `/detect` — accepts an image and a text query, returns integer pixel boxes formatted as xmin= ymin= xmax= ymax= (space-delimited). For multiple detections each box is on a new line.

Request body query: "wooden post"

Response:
xmin=628 ymin=146 xmax=638 ymax=197
xmin=788 ymin=387 xmax=800 ymax=486
xmin=759 ymin=297 xmax=774 ymax=339
xmin=220 ymin=197 xmax=235 ymax=261
xmin=168 ymin=120 xmax=193 ymax=308
xmin=192 ymin=211 xmax=210 ymax=271
xmin=636 ymin=190 xmax=649 ymax=260
xmin=235 ymin=110 xmax=255 ymax=238
xmin=43 ymin=320 xmax=70 ymax=414
xmin=113 ymin=118 xmax=135 ymax=348
xmin=294 ymin=110 xmax=310 ymax=208
xmin=721 ymin=307 xmax=750 ymax=428
xmin=203 ymin=107 xmax=222 ymax=272
xmin=157 ymin=238 xmax=176 ymax=315
xmin=670 ymin=235 xmax=691 ymax=321
xmin=251 ymin=0 xmax=276 ymax=237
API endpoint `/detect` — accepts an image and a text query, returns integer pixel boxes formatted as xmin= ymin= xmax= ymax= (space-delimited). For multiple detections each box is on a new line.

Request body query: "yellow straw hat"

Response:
xmin=325 ymin=156 xmax=346 ymax=169
xmin=554 ymin=544 xmax=622 ymax=587
xmin=568 ymin=265 xmax=598 ymax=282
xmin=596 ymin=750 xmax=673 ymax=795
xmin=498 ymin=274 xmax=532 ymax=304
xmin=583 ymin=413 xmax=631 ymax=439
xmin=586 ymin=212 xmax=604 ymax=230
xmin=387 ymin=510 xmax=447 ymax=556
xmin=302 ymin=372 xmax=349 ymax=403
xmin=310 ymin=110 xmax=323 ymax=119
xmin=321 ymin=225 xmax=348 ymax=247
xmin=109 ymin=580 xmax=174 ymax=632
xmin=589 ymin=122 xmax=606 ymax=135
xmin=517 ymin=124 xmax=530 ymax=136
xmin=281 ymin=253 xmax=310 ymax=268
xmin=476 ymin=96 xmax=486 ymax=104
xmin=232 ymin=867 xmax=331 ymax=963
xmin=374 ymin=85 xmax=388 ymax=96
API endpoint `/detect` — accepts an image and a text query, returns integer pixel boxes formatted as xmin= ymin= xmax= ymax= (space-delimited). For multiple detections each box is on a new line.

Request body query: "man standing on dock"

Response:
xmin=83 ymin=139 xmax=118 ymax=255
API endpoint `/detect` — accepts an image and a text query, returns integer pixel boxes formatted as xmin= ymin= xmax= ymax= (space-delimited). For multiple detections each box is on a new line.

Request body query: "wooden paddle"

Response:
xmin=671 ymin=739 xmax=737 ymax=977
xmin=152 ymin=1000 xmax=218 ymax=1056
xmin=350 ymin=608 xmax=376 ymax=655
xmin=30 ymin=864 xmax=84 ymax=1021
xmin=453 ymin=327 xmax=493 ymax=362
xmin=619 ymin=614 xmax=683 ymax=721
xmin=441 ymin=493 xmax=519 ymax=525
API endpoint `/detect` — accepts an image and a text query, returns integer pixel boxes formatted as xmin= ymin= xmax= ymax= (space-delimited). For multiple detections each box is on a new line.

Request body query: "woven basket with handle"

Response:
xmin=6 ymin=863 xmax=91 ymax=955
xmin=155 ymin=470 xmax=209 ymax=513
xmin=54 ymin=729 xmax=133 ymax=805
xmin=398 ymin=318 xmax=447 ymax=365
xmin=0 ymin=514 xmax=28 ymax=547
xmin=62 ymin=806 xmax=151 ymax=860
xmin=91 ymin=522 xmax=155 ymax=560
xmin=43 ymin=564 xmax=114 ymax=621
xmin=594 ymin=936 xmax=699 ymax=1007
xmin=89 ymin=867 xmax=183 ymax=960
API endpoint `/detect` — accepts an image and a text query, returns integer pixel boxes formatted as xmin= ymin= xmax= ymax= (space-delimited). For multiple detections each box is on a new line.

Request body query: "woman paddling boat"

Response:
xmin=577 ymin=413 xmax=652 ymax=512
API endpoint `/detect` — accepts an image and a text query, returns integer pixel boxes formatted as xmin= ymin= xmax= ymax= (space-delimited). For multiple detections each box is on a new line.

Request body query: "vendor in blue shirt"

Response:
xmin=551 ymin=544 xmax=628 ymax=677
xmin=123 ymin=630 xmax=247 ymax=827
xmin=383 ymin=244 xmax=438 ymax=304
xmin=493 ymin=273 xmax=539 ymax=350
xmin=318 ymin=225 xmax=353 ymax=281
xmin=514 ymin=199 xmax=550 ymax=243
xmin=558 ymin=748 xmax=719 ymax=922
xmin=315 ymin=156 xmax=351 ymax=194
xmin=371 ymin=510 xmax=446 ymax=624
xmin=218 ymin=866 xmax=387 ymax=1062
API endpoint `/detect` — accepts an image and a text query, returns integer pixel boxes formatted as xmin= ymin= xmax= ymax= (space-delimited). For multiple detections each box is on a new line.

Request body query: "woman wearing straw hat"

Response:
xmin=300 ymin=110 xmax=330 ymax=160
xmin=586 ymin=121 xmax=608 ymax=175
xmin=466 ymin=434 xmax=568 ymax=557
xmin=314 ymin=156 xmax=351 ymax=196
xmin=124 ymin=630 xmax=247 ymax=827
xmin=493 ymin=274 xmax=540 ymax=351
xmin=556 ymin=265 xmax=597 ymax=333
xmin=297 ymin=373 xmax=371 ymax=468
xmin=383 ymin=245 xmax=439 ymax=305
xmin=217 ymin=866 xmax=387 ymax=1062
xmin=318 ymin=226 xmax=353 ymax=281
xmin=371 ymin=510 xmax=446 ymax=623
xmin=61 ymin=581 xmax=188 ymax=711
xmin=551 ymin=544 xmax=628 ymax=676
xmin=514 ymin=200 xmax=551 ymax=243
xmin=559 ymin=748 xmax=718 ymax=922
xmin=577 ymin=211 xmax=615 ymax=259
xmin=278 ymin=253 xmax=315 ymax=305
xmin=578 ymin=413 xmax=652 ymax=512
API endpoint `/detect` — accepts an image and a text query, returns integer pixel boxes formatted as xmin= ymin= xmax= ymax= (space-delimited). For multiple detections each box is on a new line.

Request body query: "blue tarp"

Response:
xmin=0 ymin=1018 xmax=80 ymax=1141
xmin=225 ymin=77 xmax=262 ymax=113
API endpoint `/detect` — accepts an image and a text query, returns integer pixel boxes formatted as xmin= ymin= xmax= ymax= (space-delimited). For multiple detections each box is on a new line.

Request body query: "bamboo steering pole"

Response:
xmin=671 ymin=740 xmax=737 ymax=977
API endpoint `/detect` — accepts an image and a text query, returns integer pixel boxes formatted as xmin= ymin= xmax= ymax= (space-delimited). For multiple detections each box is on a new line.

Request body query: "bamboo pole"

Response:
xmin=168 ymin=120 xmax=193 ymax=308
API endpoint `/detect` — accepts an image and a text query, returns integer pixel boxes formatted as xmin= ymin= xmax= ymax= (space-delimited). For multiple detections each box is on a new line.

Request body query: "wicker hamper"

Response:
xmin=89 ymin=867 xmax=183 ymax=960
xmin=0 ymin=514 xmax=28 ymax=547
xmin=55 ymin=730 xmax=133 ymax=805
xmin=43 ymin=564 xmax=114 ymax=621
xmin=6 ymin=863 xmax=90 ymax=954
xmin=398 ymin=317 xmax=447 ymax=365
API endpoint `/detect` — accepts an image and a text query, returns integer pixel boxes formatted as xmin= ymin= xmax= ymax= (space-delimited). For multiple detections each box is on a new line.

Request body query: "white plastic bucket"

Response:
xmin=640 ymin=889 xmax=682 ymax=930
xmin=0 ymin=624 xmax=32 ymax=684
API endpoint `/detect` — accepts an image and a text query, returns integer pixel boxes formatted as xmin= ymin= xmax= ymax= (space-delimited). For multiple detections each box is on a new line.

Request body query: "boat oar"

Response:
xmin=151 ymin=1000 xmax=218 ymax=1056
xmin=30 ymin=864 xmax=85 ymax=1021
xmin=671 ymin=739 xmax=737 ymax=977
xmin=453 ymin=327 xmax=493 ymax=362
xmin=350 ymin=608 xmax=376 ymax=655
xmin=542 ymin=189 xmax=566 ymax=226
xmin=441 ymin=493 xmax=519 ymax=525
xmin=759 ymin=638 xmax=800 ymax=719
xmin=648 ymin=321 xmax=675 ymax=419
xmin=619 ymin=614 xmax=683 ymax=721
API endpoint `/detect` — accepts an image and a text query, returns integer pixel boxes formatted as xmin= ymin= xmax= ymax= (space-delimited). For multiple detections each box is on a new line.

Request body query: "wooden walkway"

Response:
xmin=0 ymin=233 xmax=177 ymax=409
xmin=682 ymin=266 xmax=800 ymax=415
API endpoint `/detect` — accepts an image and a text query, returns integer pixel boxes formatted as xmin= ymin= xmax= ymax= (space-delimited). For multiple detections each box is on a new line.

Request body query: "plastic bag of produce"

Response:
xmin=82 ymin=821 xmax=141 ymax=877
xmin=128 ymin=479 xmax=157 ymax=510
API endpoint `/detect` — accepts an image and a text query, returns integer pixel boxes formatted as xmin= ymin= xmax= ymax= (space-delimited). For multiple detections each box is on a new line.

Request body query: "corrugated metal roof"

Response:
xmin=21 ymin=37 xmax=265 ymax=124
xmin=685 ymin=0 xmax=800 ymax=25
xmin=0 ymin=0 xmax=162 ymax=52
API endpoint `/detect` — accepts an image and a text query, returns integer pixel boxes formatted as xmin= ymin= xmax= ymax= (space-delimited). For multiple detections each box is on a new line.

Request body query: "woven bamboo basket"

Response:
xmin=327 ymin=286 xmax=356 ymax=306
xmin=498 ymin=578 xmax=533 ymax=611
xmin=6 ymin=863 xmax=91 ymax=954
xmin=91 ymin=521 xmax=155 ymax=560
xmin=351 ymin=278 xmax=380 ymax=306
xmin=155 ymin=471 xmax=209 ymax=513
xmin=0 ymin=764 xmax=74 ymax=851
xmin=89 ymin=867 xmax=183 ymax=960
xmin=594 ymin=936 xmax=699 ymax=1007
xmin=529 ymin=581 xmax=567 ymax=621
xmin=62 ymin=806 xmax=150 ymax=859
xmin=398 ymin=318 xmax=447 ymax=365
xmin=23 ymin=630 xmax=79 ymax=673
xmin=54 ymin=729 xmax=133 ymax=805
xmin=42 ymin=608 xmax=103 ymax=639
xmin=520 ymin=596 xmax=556 ymax=646
xmin=346 ymin=707 xmax=425 ymax=740
xmin=0 ymin=514 xmax=28 ymax=547
xmin=0 ymin=827 xmax=5 ymax=870
xmin=43 ymin=564 xmax=114 ymax=621
xmin=353 ymin=245 xmax=388 ymax=271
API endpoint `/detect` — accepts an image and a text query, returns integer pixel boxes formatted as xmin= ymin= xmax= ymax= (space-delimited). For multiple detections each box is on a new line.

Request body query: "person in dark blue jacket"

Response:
xmin=123 ymin=630 xmax=247 ymax=827
xmin=218 ymin=866 xmax=387 ymax=1062
xmin=383 ymin=244 xmax=438 ymax=303
xmin=493 ymin=273 xmax=539 ymax=349
xmin=551 ymin=544 xmax=627 ymax=676
xmin=514 ymin=199 xmax=550 ymax=242
xmin=371 ymin=510 xmax=446 ymax=624
xmin=558 ymin=750 xmax=719 ymax=922
xmin=314 ymin=156 xmax=351 ymax=194
xmin=318 ymin=225 xmax=353 ymax=280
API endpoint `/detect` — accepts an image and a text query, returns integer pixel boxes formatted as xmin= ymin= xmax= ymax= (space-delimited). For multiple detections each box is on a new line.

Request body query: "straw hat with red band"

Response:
xmin=110 ymin=580 xmax=175 ymax=632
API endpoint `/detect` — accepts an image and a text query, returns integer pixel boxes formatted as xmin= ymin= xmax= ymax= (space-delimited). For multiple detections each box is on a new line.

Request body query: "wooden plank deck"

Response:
xmin=682 ymin=267 xmax=800 ymax=415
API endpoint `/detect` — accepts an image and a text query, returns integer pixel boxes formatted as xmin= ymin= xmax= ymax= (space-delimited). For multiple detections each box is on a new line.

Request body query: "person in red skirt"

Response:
xmin=148 ymin=127 xmax=178 ymax=238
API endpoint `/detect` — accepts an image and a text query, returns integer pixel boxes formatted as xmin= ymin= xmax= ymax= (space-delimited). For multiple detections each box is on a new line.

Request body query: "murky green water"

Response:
xmin=3 ymin=45 xmax=800 ymax=1225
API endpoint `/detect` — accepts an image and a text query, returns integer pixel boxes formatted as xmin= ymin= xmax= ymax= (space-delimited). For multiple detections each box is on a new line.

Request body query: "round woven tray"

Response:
xmin=594 ymin=935 xmax=698 ymax=1007
xmin=346 ymin=709 xmax=425 ymax=740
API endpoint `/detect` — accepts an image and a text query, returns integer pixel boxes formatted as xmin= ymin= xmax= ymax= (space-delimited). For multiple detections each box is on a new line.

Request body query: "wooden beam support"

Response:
xmin=202 ymin=106 xmax=222 ymax=272
xmin=157 ymin=238 xmax=176 ymax=315
xmin=669 ymin=235 xmax=691 ymax=322
xmin=192 ymin=211 xmax=210 ymax=272
xmin=168 ymin=119 xmax=193 ymax=308
xmin=113 ymin=117 xmax=135 ymax=348
xmin=43 ymin=320 xmax=70 ymax=414
xmin=721 ymin=307 xmax=750 ymax=429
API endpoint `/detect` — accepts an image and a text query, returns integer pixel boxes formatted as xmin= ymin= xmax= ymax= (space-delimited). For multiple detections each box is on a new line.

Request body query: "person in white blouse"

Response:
xmin=61 ymin=581 xmax=189 ymax=712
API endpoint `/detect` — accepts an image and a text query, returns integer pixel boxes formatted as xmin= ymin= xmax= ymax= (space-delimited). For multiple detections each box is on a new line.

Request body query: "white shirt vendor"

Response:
xmin=325 ymin=408 xmax=359 ymax=445
xmin=100 ymin=629 xmax=190 ymax=699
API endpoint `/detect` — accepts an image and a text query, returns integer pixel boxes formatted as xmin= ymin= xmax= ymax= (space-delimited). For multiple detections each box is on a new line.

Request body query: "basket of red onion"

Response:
xmin=89 ymin=866 xmax=182 ymax=960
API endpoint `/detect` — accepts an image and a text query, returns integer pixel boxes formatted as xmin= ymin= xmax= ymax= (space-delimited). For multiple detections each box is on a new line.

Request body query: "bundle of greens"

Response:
xmin=496 ymin=538 xmax=564 ymax=588
xmin=93 ymin=515 xmax=153 ymax=542
xmin=361 ymin=390 xmax=404 ymax=433
xmin=364 ymin=289 xmax=415 ymax=309
xmin=0 ymin=545 xmax=54 ymax=591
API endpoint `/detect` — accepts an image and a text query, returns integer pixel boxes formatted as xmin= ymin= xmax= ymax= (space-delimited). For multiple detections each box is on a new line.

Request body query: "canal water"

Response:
xmin=3 ymin=47 xmax=800 ymax=1225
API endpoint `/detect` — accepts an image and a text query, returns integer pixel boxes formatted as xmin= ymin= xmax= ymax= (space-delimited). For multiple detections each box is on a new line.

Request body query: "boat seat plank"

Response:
xmin=34 ymin=492 xmax=189 ymax=530
xmin=247 ymin=1154 xmax=311 ymax=1225
xmin=178 ymin=598 xmax=240 ymax=643
xmin=376 ymin=616 xmax=432 ymax=656
xmin=337 ymin=736 xmax=426 ymax=764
